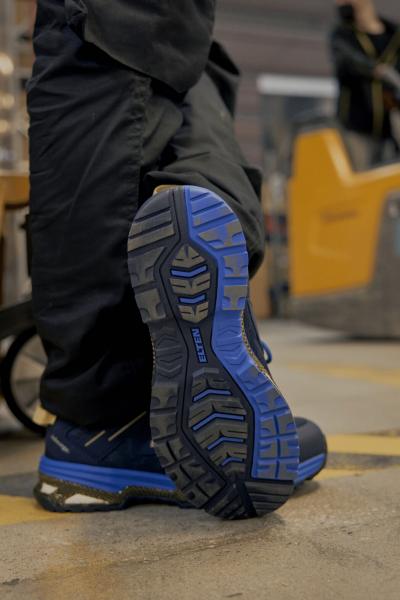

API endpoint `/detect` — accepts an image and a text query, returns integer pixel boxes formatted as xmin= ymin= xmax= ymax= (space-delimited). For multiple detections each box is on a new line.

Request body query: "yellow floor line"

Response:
xmin=287 ymin=363 xmax=400 ymax=389
xmin=327 ymin=434 xmax=400 ymax=456
xmin=0 ymin=495 xmax=65 ymax=526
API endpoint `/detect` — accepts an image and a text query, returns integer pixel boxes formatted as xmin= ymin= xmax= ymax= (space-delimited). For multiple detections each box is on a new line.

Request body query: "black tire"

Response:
xmin=1 ymin=327 xmax=46 ymax=436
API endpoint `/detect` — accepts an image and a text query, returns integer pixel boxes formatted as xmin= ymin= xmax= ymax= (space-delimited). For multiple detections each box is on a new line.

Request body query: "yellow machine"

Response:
xmin=288 ymin=128 xmax=400 ymax=337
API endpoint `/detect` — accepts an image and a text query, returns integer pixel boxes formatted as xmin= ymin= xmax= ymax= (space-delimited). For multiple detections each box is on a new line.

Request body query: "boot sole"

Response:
xmin=128 ymin=186 xmax=299 ymax=519
xmin=34 ymin=457 xmax=189 ymax=512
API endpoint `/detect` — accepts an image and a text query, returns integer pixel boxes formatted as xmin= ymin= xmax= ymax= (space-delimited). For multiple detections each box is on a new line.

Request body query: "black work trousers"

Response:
xmin=28 ymin=21 xmax=265 ymax=428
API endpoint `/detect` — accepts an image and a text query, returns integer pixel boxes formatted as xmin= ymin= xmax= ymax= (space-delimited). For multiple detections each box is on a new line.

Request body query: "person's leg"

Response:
xmin=32 ymin=34 xmax=327 ymax=514
xmin=29 ymin=3 xmax=152 ymax=428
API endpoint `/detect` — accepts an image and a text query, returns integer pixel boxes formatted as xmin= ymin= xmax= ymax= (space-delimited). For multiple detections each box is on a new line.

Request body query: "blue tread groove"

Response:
xmin=185 ymin=187 xmax=300 ymax=483
xmin=170 ymin=265 xmax=208 ymax=278
xmin=192 ymin=388 xmax=231 ymax=402
xmin=192 ymin=412 xmax=245 ymax=431
xmin=207 ymin=436 xmax=245 ymax=451
xmin=179 ymin=294 xmax=207 ymax=305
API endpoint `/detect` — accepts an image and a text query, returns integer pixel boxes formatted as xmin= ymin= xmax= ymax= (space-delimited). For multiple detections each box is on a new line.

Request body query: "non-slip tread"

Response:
xmin=128 ymin=187 xmax=298 ymax=519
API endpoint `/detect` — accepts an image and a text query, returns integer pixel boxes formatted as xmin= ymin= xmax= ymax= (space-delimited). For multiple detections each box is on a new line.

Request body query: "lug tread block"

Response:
xmin=156 ymin=349 xmax=182 ymax=363
xmin=155 ymin=327 xmax=183 ymax=353
xmin=225 ymin=506 xmax=248 ymax=520
xmin=276 ymin=412 xmax=297 ymax=435
xmin=165 ymin=456 xmax=225 ymax=508
xmin=248 ymin=492 xmax=288 ymax=504
xmin=224 ymin=254 xmax=248 ymax=278
xmin=197 ymin=475 xmax=223 ymax=498
xmin=151 ymin=412 xmax=177 ymax=438
xmin=128 ymin=247 xmax=164 ymax=287
xmin=215 ymin=496 xmax=243 ymax=519
xmin=151 ymin=383 xmax=179 ymax=410
xmin=129 ymin=209 xmax=172 ymax=236
xmin=259 ymin=416 xmax=278 ymax=438
xmin=198 ymin=219 xmax=245 ymax=250
xmin=178 ymin=302 xmax=209 ymax=323
xmin=254 ymin=463 xmax=276 ymax=479
xmin=193 ymin=203 xmax=231 ymax=227
xmin=251 ymin=501 xmax=283 ymax=514
xmin=245 ymin=481 xmax=293 ymax=517
xmin=171 ymin=272 xmax=211 ymax=295
xmin=157 ymin=363 xmax=183 ymax=379
xmin=172 ymin=245 xmax=204 ymax=268
xmin=167 ymin=466 xmax=191 ymax=490
xmin=128 ymin=223 xmax=175 ymax=251
xmin=191 ymin=368 xmax=228 ymax=396
xmin=184 ymin=485 xmax=210 ymax=506
xmin=245 ymin=480 xmax=293 ymax=497
xmin=259 ymin=440 xmax=279 ymax=458
xmin=279 ymin=437 xmax=300 ymax=458
xmin=155 ymin=335 xmax=184 ymax=377
xmin=209 ymin=442 xmax=247 ymax=465
xmin=222 ymin=461 xmax=247 ymax=478
xmin=236 ymin=362 xmax=267 ymax=391
xmin=195 ymin=422 xmax=248 ymax=447
xmin=156 ymin=338 xmax=184 ymax=378
xmin=134 ymin=193 xmax=171 ymax=217
xmin=223 ymin=285 xmax=247 ymax=311
xmin=188 ymin=399 xmax=246 ymax=427
xmin=180 ymin=457 xmax=207 ymax=481
xmin=277 ymin=460 xmax=298 ymax=480
xmin=135 ymin=288 xmax=166 ymax=323
xmin=253 ymin=387 xmax=284 ymax=415
xmin=206 ymin=485 xmax=253 ymax=520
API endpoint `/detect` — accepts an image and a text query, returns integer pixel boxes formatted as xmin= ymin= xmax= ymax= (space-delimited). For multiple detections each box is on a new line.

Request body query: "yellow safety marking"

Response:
xmin=327 ymin=434 xmax=400 ymax=456
xmin=0 ymin=495 xmax=65 ymax=526
xmin=287 ymin=363 xmax=400 ymax=389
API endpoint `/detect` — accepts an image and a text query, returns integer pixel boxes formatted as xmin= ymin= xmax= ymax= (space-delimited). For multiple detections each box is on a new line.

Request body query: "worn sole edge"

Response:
xmin=34 ymin=470 xmax=189 ymax=513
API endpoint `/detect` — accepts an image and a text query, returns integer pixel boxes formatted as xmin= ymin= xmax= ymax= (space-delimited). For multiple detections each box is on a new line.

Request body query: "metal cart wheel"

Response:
xmin=1 ymin=327 xmax=46 ymax=436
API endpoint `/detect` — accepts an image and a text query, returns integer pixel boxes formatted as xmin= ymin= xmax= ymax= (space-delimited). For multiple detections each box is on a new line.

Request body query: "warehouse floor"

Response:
xmin=1 ymin=320 xmax=399 ymax=599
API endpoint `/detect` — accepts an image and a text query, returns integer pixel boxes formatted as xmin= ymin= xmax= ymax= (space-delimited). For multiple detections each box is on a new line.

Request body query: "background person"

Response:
xmin=331 ymin=0 xmax=400 ymax=168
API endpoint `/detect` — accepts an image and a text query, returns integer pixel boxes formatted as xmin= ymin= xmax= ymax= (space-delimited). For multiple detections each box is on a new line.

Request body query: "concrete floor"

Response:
xmin=1 ymin=320 xmax=400 ymax=599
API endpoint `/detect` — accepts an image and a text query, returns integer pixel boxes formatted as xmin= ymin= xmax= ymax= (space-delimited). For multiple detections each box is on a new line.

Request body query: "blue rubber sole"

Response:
xmin=128 ymin=186 xmax=300 ymax=519
xmin=35 ymin=456 xmax=186 ymax=512
xmin=39 ymin=456 xmax=176 ymax=493
xmin=35 ymin=452 xmax=325 ymax=512
xmin=38 ymin=454 xmax=325 ymax=494
xmin=295 ymin=453 xmax=326 ymax=486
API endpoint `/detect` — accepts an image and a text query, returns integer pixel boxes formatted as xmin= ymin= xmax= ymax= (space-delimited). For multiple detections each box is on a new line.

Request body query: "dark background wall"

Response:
xmin=214 ymin=0 xmax=400 ymax=166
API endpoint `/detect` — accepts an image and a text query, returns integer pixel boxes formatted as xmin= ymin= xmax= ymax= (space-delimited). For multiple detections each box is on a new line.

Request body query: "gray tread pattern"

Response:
xmin=128 ymin=188 xmax=295 ymax=519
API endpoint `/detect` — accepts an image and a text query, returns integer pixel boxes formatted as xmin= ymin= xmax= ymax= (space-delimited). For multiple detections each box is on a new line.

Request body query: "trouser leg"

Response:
xmin=29 ymin=31 xmax=153 ymax=427
xmin=141 ymin=73 xmax=265 ymax=277
xmin=29 ymin=26 xmax=264 ymax=428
